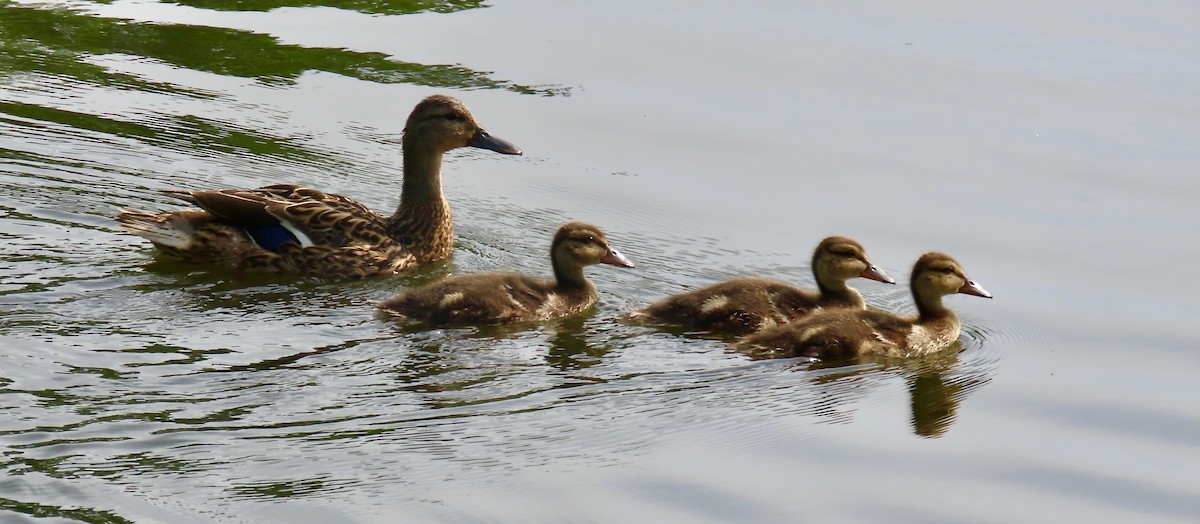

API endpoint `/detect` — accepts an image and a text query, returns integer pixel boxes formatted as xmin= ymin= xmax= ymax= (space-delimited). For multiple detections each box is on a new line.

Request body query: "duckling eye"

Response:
xmin=443 ymin=112 xmax=464 ymax=121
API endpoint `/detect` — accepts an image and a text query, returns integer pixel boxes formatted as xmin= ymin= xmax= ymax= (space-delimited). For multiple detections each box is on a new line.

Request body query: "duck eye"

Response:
xmin=443 ymin=112 xmax=462 ymax=121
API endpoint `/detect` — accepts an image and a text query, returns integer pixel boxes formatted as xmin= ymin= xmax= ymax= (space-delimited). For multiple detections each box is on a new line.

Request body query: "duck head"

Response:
xmin=403 ymin=95 xmax=522 ymax=155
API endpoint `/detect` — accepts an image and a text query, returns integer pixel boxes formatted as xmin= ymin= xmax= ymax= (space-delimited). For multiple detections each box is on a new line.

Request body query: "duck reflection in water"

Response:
xmin=803 ymin=348 xmax=992 ymax=438
xmin=378 ymin=311 xmax=616 ymax=403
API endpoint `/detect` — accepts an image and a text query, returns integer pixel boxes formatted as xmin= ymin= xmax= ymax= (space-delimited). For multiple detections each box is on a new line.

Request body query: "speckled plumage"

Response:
xmin=738 ymin=252 xmax=991 ymax=360
xmin=629 ymin=236 xmax=893 ymax=333
xmin=116 ymin=95 xmax=521 ymax=278
xmin=376 ymin=222 xmax=635 ymax=325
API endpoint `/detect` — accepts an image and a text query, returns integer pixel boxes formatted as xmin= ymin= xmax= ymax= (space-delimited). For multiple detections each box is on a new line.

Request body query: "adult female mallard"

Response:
xmin=116 ymin=94 xmax=521 ymax=278
xmin=376 ymin=222 xmax=634 ymax=325
xmin=628 ymin=236 xmax=894 ymax=333
xmin=738 ymin=252 xmax=991 ymax=360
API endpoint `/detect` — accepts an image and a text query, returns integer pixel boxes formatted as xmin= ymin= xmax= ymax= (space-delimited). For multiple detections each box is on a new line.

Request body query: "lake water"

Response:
xmin=2 ymin=0 xmax=1199 ymax=522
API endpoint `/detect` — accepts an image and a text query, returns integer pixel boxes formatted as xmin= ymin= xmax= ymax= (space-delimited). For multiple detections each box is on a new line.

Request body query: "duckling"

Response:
xmin=376 ymin=222 xmax=634 ymax=325
xmin=738 ymin=252 xmax=991 ymax=360
xmin=115 ymin=94 xmax=521 ymax=278
xmin=628 ymin=236 xmax=894 ymax=333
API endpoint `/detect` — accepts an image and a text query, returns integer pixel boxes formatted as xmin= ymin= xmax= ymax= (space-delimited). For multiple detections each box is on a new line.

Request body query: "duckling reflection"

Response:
xmin=545 ymin=315 xmax=613 ymax=372
xmin=801 ymin=349 xmax=992 ymax=438
xmin=377 ymin=303 xmax=614 ymax=374
xmin=908 ymin=367 xmax=961 ymax=438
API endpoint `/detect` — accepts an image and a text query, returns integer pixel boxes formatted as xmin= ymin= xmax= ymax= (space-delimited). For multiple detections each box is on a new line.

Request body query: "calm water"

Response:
xmin=2 ymin=0 xmax=1199 ymax=522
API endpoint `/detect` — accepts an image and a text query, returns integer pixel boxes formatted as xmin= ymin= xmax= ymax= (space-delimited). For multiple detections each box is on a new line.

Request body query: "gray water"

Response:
xmin=2 ymin=0 xmax=1199 ymax=522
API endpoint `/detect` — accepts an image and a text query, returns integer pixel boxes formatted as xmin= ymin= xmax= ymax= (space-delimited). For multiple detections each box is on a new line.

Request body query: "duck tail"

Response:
xmin=115 ymin=209 xmax=196 ymax=249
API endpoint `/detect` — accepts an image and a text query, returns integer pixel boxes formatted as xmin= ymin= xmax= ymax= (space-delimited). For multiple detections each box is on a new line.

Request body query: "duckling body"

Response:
xmin=377 ymin=222 xmax=634 ymax=325
xmin=629 ymin=236 xmax=893 ymax=333
xmin=739 ymin=252 xmax=991 ymax=360
xmin=116 ymin=95 xmax=521 ymax=278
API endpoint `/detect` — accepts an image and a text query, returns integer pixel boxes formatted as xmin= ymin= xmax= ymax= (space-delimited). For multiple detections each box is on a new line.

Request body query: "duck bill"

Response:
xmin=600 ymin=248 xmax=635 ymax=268
xmin=859 ymin=263 xmax=895 ymax=284
xmin=468 ymin=129 xmax=522 ymax=155
xmin=958 ymin=279 xmax=993 ymax=298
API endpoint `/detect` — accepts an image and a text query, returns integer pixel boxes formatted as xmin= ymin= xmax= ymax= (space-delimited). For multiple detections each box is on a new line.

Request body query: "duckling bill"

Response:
xmin=629 ymin=236 xmax=894 ymax=333
xmin=738 ymin=252 xmax=991 ymax=360
xmin=376 ymin=222 xmax=634 ymax=325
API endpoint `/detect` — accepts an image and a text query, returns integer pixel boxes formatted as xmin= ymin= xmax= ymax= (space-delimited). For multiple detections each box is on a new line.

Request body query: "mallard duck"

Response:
xmin=115 ymin=94 xmax=521 ymax=278
xmin=628 ymin=236 xmax=894 ymax=333
xmin=738 ymin=252 xmax=991 ymax=360
xmin=376 ymin=222 xmax=634 ymax=325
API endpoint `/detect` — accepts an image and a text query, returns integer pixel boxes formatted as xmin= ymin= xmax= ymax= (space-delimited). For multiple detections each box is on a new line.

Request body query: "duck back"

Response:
xmin=378 ymin=272 xmax=597 ymax=325
xmin=634 ymin=277 xmax=858 ymax=333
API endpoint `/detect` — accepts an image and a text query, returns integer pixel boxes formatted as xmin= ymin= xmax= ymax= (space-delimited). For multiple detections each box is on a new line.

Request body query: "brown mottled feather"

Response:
xmin=115 ymin=95 xmax=521 ymax=278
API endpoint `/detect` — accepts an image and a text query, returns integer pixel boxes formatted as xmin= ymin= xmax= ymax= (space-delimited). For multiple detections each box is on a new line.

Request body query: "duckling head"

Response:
xmin=911 ymin=252 xmax=992 ymax=303
xmin=812 ymin=236 xmax=895 ymax=288
xmin=552 ymin=222 xmax=635 ymax=270
xmin=403 ymin=95 xmax=522 ymax=155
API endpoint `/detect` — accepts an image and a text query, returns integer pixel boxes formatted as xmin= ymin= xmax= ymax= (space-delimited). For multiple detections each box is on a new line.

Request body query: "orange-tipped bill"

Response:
xmin=601 ymin=248 xmax=635 ymax=268
xmin=958 ymin=279 xmax=992 ymax=298
xmin=860 ymin=263 xmax=895 ymax=284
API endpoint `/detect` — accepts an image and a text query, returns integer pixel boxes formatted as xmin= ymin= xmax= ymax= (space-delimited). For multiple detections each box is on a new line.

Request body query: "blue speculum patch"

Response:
xmin=246 ymin=225 xmax=297 ymax=252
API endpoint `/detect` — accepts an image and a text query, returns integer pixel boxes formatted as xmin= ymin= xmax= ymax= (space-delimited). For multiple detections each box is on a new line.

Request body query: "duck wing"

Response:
xmin=739 ymin=308 xmax=910 ymax=360
xmin=378 ymin=273 xmax=557 ymax=324
xmin=164 ymin=185 xmax=389 ymax=249
xmin=851 ymin=310 xmax=910 ymax=348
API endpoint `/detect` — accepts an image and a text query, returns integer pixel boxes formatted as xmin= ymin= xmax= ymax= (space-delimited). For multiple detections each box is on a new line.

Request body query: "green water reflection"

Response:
xmin=161 ymin=0 xmax=484 ymax=15
xmin=0 ymin=497 xmax=136 ymax=524
xmin=0 ymin=1 xmax=561 ymax=94
xmin=0 ymin=100 xmax=320 ymax=160
xmin=0 ymin=0 xmax=564 ymax=172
